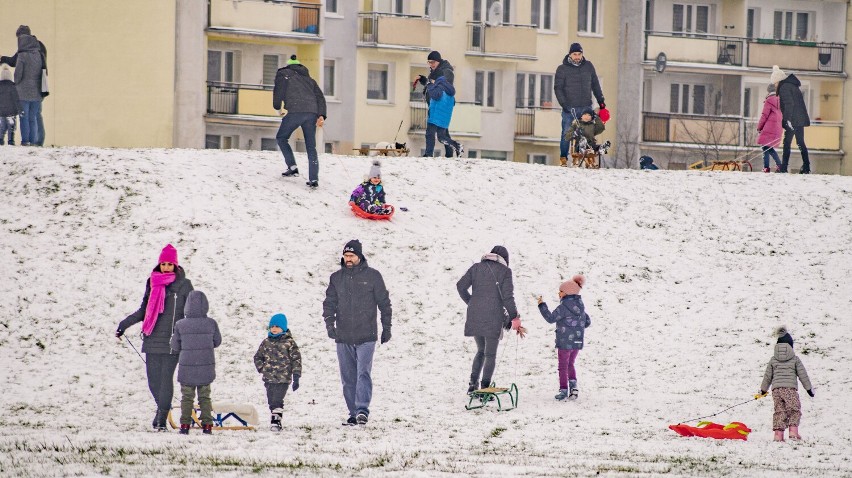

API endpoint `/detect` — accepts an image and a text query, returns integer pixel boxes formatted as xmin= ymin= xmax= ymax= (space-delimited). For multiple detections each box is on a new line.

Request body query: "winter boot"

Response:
xmin=202 ymin=424 xmax=213 ymax=435
xmin=560 ymin=157 xmax=568 ymax=167
xmin=762 ymin=168 xmax=770 ymax=173
xmin=342 ymin=416 xmax=357 ymax=426
xmin=455 ymin=143 xmax=465 ymax=158
xmin=568 ymin=379 xmax=578 ymax=401
xmin=467 ymin=382 xmax=478 ymax=395
xmin=306 ymin=180 xmax=318 ymax=189
xmin=281 ymin=167 xmax=299 ymax=177
xmin=270 ymin=409 xmax=283 ymax=432
xmin=789 ymin=426 xmax=801 ymax=440
xmin=179 ymin=424 xmax=190 ymax=435
xmin=554 ymin=389 xmax=569 ymax=401
xmin=356 ymin=412 xmax=368 ymax=425
xmin=155 ymin=409 xmax=170 ymax=431
xmin=773 ymin=430 xmax=785 ymax=442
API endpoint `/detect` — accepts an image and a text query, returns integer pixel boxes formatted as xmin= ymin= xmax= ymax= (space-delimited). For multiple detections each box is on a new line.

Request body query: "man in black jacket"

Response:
xmin=1 ymin=25 xmax=47 ymax=146
xmin=770 ymin=65 xmax=811 ymax=174
xmin=323 ymin=240 xmax=392 ymax=426
xmin=554 ymin=43 xmax=605 ymax=166
xmin=272 ymin=55 xmax=327 ymax=187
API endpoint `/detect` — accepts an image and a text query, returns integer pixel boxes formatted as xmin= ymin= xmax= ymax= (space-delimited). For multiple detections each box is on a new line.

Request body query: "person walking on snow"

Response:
xmin=170 ymin=290 xmax=222 ymax=435
xmin=254 ymin=313 xmax=302 ymax=431
xmin=537 ymin=275 xmax=591 ymax=401
xmin=11 ymin=30 xmax=44 ymax=147
xmin=116 ymin=244 xmax=194 ymax=431
xmin=456 ymin=246 xmax=525 ymax=395
xmin=273 ymin=54 xmax=327 ymax=188
xmin=756 ymin=83 xmax=783 ymax=173
xmin=554 ymin=43 xmax=605 ymax=167
xmin=759 ymin=327 xmax=814 ymax=442
xmin=416 ymin=51 xmax=462 ymax=157
xmin=1 ymin=25 xmax=47 ymax=146
xmin=323 ymin=240 xmax=392 ymax=426
xmin=770 ymin=65 xmax=811 ymax=174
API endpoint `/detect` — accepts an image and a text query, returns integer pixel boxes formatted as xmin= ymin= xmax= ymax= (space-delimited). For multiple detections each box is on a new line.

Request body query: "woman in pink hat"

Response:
xmin=116 ymin=244 xmax=194 ymax=431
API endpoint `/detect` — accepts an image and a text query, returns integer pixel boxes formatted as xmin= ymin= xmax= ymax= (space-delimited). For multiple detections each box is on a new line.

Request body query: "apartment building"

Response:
xmin=617 ymin=0 xmax=849 ymax=174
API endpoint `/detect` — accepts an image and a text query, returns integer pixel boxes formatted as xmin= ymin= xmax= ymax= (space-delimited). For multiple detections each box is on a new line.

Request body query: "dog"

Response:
xmin=374 ymin=141 xmax=408 ymax=156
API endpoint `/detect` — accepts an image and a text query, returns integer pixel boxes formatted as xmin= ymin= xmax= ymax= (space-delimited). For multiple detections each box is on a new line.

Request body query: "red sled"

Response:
xmin=669 ymin=421 xmax=751 ymax=440
xmin=349 ymin=201 xmax=395 ymax=220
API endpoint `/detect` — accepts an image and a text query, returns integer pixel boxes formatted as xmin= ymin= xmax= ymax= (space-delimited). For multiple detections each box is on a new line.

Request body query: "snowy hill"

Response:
xmin=1 ymin=146 xmax=851 ymax=476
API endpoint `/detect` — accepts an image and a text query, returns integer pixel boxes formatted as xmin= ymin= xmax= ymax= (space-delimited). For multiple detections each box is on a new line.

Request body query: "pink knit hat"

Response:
xmin=158 ymin=244 xmax=178 ymax=265
xmin=559 ymin=275 xmax=585 ymax=295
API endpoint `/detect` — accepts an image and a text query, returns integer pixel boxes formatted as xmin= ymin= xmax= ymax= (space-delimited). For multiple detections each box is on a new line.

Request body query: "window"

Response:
xmin=475 ymin=70 xmax=498 ymax=108
xmin=645 ymin=0 xmax=654 ymax=31
xmin=578 ymin=0 xmax=601 ymax=34
xmin=326 ymin=0 xmax=339 ymax=14
xmin=324 ymin=59 xmax=336 ymax=98
xmin=425 ymin=0 xmax=449 ymax=23
xmin=746 ymin=8 xmax=755 ymax=39
xmin=375 ymin=0 xmax=404 ymax=14
xmin=531 ymin=0 xmax=553 ymax=30
xmin=262 ymin=55 xmax=279 ymax=86
xmin=528 ymin=153 xmax=548 ymax=165
xmin=474 ymin=0 xmax=511 ymax=24
xmin=324 ymin=142 xmax=336 ymax=154
xmin=207 ymin=50 xmax=239 ymax=83
xmin=670 ymin=83 xmax=706 ymax=114
xmin=261 ymin=138 xmax=278 ymax=151
xmin=367 ymin=63 xmax=389 ymax=101
xmin=480 ymin=150 xmax=508 ymax=161
xmin=672 ymin=3 xmax=709 ymax=35
xmin=516 ymin=73 xmax=554 ymax=108
xmin=205 ymin=134 xmax=239 ymax=149
xmin=774 ymin=10 xmax=810 ymax=40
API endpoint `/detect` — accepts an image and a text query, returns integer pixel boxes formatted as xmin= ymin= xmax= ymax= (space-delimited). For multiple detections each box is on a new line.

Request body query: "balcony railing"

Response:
xmin=515 ymin=107 xmax=562 ymax=139
xmin=466 ymin=22 xmax=537 ymax=59
xmin=209 ymin=0 xmax=320 ymax=37
xmin=645 ymin=31 xmax=844 ymax=73
xmin=358 ymin=12 xmax=431 ymax=49
xmin=409 ymin=101 xmax=482 ymax=135
xmin=207 ymin=82 xmax=277 ymax=117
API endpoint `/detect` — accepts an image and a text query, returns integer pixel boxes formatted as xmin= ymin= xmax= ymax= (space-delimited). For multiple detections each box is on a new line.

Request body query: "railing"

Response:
xmin=207 ymin=82 xmax=273 ymax=116
xmin=409 ymin=101 xmax=482 ymax=133
xmin=514 ymin=106 xmax=562 ymax=139
xmin=292 ymin=4 xmax=320 ymax=35
xmin=645 ymin=31 xmax=744 ymax=66
xmin=409 ymin=101 xmax=428 ymax=131
xmin=358 ymin=12 xmax=431 ymax=48
xmin=466 ymin=22 xmax=538 ymax=58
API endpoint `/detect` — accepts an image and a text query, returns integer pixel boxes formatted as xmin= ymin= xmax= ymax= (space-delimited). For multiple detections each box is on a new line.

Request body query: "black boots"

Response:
xmin=153 ymin=409 xmax=169 ymax=431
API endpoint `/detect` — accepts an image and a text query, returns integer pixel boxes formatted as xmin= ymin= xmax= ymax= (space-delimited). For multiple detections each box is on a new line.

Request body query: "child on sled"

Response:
xmin=350 ymin=161 xmax=392 ymax=215
xmin=562 ymin=107 xmax=607 ymax=166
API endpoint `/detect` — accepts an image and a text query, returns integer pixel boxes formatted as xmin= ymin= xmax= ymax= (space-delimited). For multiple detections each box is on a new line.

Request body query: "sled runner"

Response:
xmin=349 ymin=201 xmax=395 ymax=220
xmin=353 ymin=146 xmax=409 ymax=157
xmin=669 ymin=421 xmax=751 ymax=440
xmin=168 ymin=402 xmax=259 ymax=431
xmin=688 ymin=160 xmax=753 ymax=172
xmin=465 ymin=383 xmax=518 ymax=411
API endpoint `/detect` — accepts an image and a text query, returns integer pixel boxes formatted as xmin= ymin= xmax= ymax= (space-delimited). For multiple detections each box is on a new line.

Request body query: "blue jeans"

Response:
xmin=37 ymin=110 xmax=45 ymax=146
xmin=424 ymin=122 xmax=457 ymax=157
xmin=762 ymin=146 xmax=781 ymax=169
xmin=336 ymin=341 xmax=375 ymax=417
xmin=559 ymin=107 xmax=588 ymax=157
xmin=0 ymin=116 xmax=15 ymax=144
xmin=276 ymin=112 xmax=319 ymax=181
xmin=19 ymin=100 xmax=42 ymax=145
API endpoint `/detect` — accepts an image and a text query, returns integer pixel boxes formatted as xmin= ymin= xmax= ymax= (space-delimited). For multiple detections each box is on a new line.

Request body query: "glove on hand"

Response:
xmin=807 ymin=389 xmax=814 ymax=397
xmin=417 ymin=75 xmax=428 ymax=86
xmin=115 ymin=328 xmax=124 ymax=338
xmin=598 ymin=102 xmax=605 ymax=109
xmin=326 ymin=326 xmax=337 ymax=340
xmin=381 ymin=328 xmax=392 ymax=344
xmin=291 ymin=374 xmax=300 ymax=391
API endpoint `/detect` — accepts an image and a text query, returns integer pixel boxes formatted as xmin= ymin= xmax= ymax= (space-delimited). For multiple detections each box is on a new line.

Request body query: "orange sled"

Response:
xmin=349 ymin=201 xmax=395 ymax=220
xmin=669 ymin=421 xmax=751 ymax=440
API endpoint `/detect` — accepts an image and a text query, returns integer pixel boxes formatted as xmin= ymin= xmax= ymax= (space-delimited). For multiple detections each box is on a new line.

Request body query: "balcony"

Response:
xmin=358 ymin=12 xmax=431 ymax=50
xmin=515 ymin=107 xmax=562 ymax=140
xmin=645 ymin=31 xmax=844 ymax=73
xmin=409 ymin=101 xmax=482 ymax=136
xmin=208 ymin=0 xmax=320 ymax=39
xmin=466 ymin=22 xmax=537 ymax=60
xmin=643 ymin=112 xmax=841 ymax=150
xmin=207 ymin=82 xmax=277 ymax=118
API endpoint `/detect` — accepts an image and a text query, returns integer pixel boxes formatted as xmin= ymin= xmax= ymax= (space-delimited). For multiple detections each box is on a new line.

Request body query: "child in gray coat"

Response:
xmin=170 ymin=290 xmax=222 ymax=435
xmin=759 ymin=327 xmax=814 ymax=442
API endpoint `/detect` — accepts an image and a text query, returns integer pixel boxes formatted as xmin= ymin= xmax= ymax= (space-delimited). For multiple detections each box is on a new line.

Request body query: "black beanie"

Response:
xmin=427 ymin=50 xmax=442 ymax=62
xmin=343 ymin=239 xmax=364 ymax=261
xmin=777 ymin=332 xmax=794 ymax=347
xmin=569 ymin=42 xmax=583 ymax=54
xmin=490 ymin=246 xmax=509 ymax=266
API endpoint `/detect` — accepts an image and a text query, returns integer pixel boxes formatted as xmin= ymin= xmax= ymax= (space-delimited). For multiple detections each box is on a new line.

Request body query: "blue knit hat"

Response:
xmin=268 ymin=313 xmax=288 ymax=337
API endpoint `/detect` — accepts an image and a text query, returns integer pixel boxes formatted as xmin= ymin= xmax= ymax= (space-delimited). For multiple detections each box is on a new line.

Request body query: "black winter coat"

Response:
xmin=554 ymin=56 xmax=604 ymax=111
xmin=428 ymin=59 xmax=455 ymax=85
xmin=119 ymin=266 xmax=194 ymax=354
xmin=777 ymin=74 xmax=811 ymax=128
xmin=323 ymin=259 xmax=392 ymax=345
xmin=0 ymin=80 xmax=21 ymax=117
xmin=272 ymin=63 xmax=327 ymax=118
xmin=456 ymin=255 xmax=519 ymax=339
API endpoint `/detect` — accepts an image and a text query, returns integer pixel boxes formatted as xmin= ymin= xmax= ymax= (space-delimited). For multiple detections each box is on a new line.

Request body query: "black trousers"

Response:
xmin=145 ymin=353 xmax=178 ymax=411
xmin=470 ymin=336 xmax=500 ymax=386
xmin=781 ymin=126 xmax=810 ymax=172
xmin=264 ymin=382 xmax=289 ymax=412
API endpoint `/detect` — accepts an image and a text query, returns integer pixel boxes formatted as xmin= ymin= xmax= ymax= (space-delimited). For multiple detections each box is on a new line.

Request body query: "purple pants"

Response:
xmin=558 ymin=349 xmax=580 ymax=389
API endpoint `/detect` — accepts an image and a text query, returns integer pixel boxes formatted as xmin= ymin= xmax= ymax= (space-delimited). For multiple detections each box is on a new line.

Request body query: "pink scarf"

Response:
xmin=141 ymin=271 xmax=176 ymax=336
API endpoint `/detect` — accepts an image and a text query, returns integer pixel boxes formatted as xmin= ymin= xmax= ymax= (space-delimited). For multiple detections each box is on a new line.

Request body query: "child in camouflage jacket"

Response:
xmin=253 ymin=313 xmax=302 ymax=430
xmin=565 ymin=107 xmax=606 ymax=149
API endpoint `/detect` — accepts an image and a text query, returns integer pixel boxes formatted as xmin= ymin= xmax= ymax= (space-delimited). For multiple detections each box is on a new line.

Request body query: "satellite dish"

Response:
xmin=487 ymin=2 xmax=503 ymax=27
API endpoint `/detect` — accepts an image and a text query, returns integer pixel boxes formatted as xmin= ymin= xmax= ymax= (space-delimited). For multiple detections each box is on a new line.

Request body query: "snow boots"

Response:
xmin=554 ymin=389 xmax=569 ymax=400
xmin=270 ymin=409 xmax=283 ymax=432
xmin=568 ymin=379 xmax=579 ymax=401
xmin=306 ymin=180 xmax=318 ymax=188
xmin=282 ymin=167 xmax=299 ymax=177
xmin=179 ymin=424 xmax=190 ymax=435
xmin=789 ymin=426 xmax=801 ymax=440
xmin=774 ymin=430 xmax=785 ymax=441
xmin=153 ymin=409 xmax=169 ymax=432
xmin=356 ymin=412 xmax=368 ymax=425
xmin=202 ymin=424 xmax=213 ymax=435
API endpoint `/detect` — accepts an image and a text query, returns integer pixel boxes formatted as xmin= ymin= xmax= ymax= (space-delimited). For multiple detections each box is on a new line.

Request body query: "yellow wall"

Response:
xmin=1 ymin=0 xmax=177 ymax=147
xmin=354 ymin=49 xmax=420 ymax=146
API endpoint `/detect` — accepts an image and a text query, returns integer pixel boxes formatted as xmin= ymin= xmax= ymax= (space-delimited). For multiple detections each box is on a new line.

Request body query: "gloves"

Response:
xmin=291 ymin=374 xmax=300 ymax=391
xmin=598 ymin=102 xmax=605 ymax=109
xmin=807 ymin=389 xmax=814 ymax=398
xmin=381 ymin=328 xmax=392 ymax=344
xmin=785 ymin=120 xmax=794 ymax=131
xmin=115 ymin=328 xmax=124 ymax=338
xmin=417 ymin=75 xmax=428 ymax=86
xmin=326 ymin=326 xmax=337 ymax=340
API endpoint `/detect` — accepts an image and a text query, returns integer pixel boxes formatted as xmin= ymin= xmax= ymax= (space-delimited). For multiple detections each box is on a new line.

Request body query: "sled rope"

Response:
xmin=676 ymin=396 xmax=761 ymax=424
xmin=124 ymin=336 xmax=145 ymax=364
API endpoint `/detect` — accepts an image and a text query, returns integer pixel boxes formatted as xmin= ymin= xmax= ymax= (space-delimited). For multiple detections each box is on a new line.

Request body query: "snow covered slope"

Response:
xmin=1 ymin=147 xmax=851 ymax=476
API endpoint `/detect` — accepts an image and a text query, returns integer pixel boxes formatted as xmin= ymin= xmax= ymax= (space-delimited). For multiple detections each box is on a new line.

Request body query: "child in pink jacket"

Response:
xmin=756 ymin=84 xmax=783 ymax=173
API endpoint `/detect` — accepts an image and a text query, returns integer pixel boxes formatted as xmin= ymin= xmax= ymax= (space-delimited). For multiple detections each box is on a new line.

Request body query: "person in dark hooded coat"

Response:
xmin=554 ymin=43 xmax=605 ymax=167
xmin=770 ymin=65 xmax=811 ymax=174
xmin=12 ymin=31 xmax=44 ymax=146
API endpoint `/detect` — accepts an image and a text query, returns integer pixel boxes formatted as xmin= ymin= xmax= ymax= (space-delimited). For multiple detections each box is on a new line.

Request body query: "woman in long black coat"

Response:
xmin=456 ymin=246 xmax=523 ymax=394
xmin=116 ymin=244 xmax=194 ymax=430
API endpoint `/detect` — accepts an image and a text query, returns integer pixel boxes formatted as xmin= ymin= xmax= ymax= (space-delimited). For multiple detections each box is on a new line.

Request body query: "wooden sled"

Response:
xmin=353 ymin=147 xmax=410 ymax=157
xmin=349 ymin=201 xmax=395 ymax=220
xmin=465 ymin=383 xmax=518 ymax=411
xmin=688 ymin=160 xmax=753 ymax=172
xmin=168 ymin=401 xmax=259 ymax=431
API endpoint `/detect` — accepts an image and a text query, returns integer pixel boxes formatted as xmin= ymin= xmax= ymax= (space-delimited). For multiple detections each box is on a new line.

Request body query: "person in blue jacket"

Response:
xmin=424 ymin=74 xmax=463 ymax=158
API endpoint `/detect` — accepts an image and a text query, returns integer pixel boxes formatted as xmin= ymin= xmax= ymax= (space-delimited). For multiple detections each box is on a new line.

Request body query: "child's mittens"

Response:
xmin=291 ymin=374 xmax=300 ymax=391
xmin=807 ymin=389 xmax=814 ymax=398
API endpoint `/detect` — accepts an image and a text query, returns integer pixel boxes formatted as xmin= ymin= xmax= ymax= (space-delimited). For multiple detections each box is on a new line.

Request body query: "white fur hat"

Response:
xmin=0 ymin=66 xmax=12 ymax=82
xmin=770 ymin=65 xmax=787 ymax=84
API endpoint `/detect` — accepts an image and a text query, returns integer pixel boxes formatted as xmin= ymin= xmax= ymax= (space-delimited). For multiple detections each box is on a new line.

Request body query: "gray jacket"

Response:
xmin=456 ymin=254 xmax=519 ymax=339
xmin=760 ymin=343 xmax=813 ymax=392
xmin=323 ymin=259 xmax=392 ymax=345
xmin=170 ymin=291 xmax=222 ymax=386
xmin=554 ymin=56 xmax=604 ymax=111
xmin=118 ymin=266 xmax=194 ymax=354
xmin=13 ymin=34 xmax=43 ymax=101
